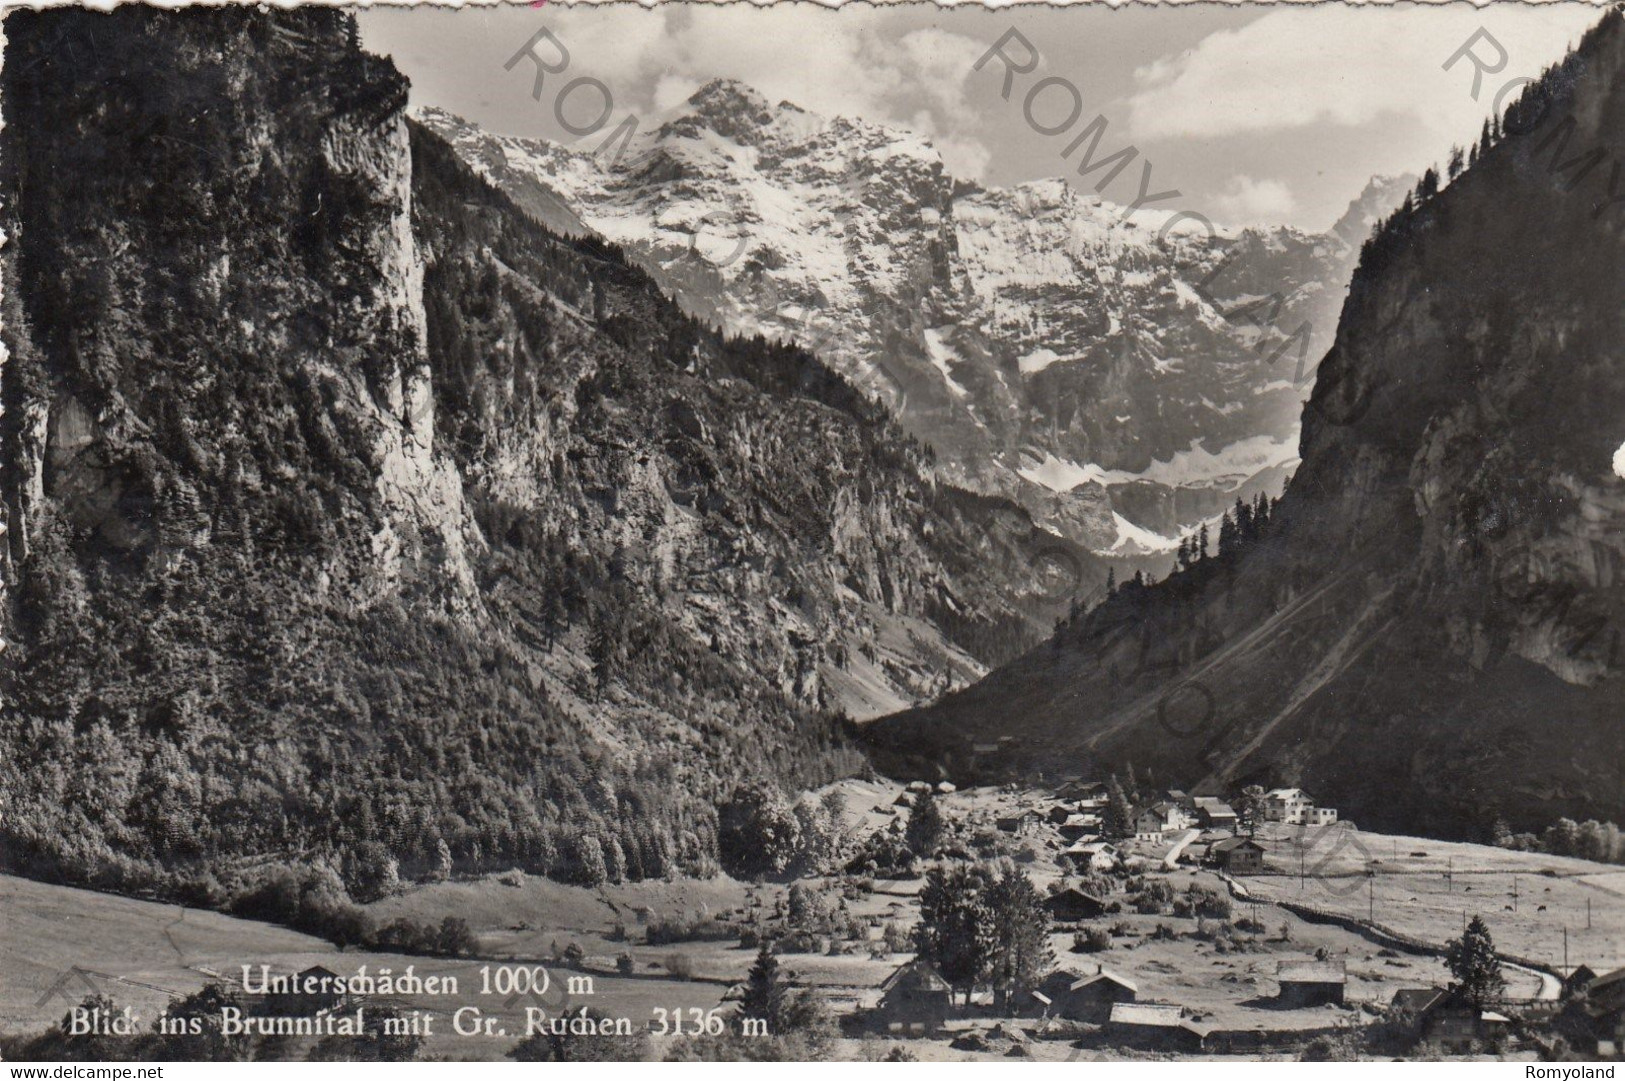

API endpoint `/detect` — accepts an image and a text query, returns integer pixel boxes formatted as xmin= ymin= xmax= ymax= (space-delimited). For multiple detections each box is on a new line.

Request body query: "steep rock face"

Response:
xmin=0 ymin=8 xmax=1091 ymax=891
xmin=419 ymin=96 xmax=1403 ymax=553
xmin=866 ymin=15 xmax=1625 ymax=838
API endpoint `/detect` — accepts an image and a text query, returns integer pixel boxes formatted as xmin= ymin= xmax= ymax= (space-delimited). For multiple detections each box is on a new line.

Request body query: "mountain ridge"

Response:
xmin=416 ymin=90 xmax=1411 ymax=561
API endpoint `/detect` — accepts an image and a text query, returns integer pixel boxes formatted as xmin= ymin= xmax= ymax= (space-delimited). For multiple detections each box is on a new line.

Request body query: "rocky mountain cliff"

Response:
xmin=0 ymin=8 xmax=1092 ymax=894
xmin=865 ymin=11 xmax=1625 ymax=839
xmin=421 ymin=95 xmax=1408 ymax=558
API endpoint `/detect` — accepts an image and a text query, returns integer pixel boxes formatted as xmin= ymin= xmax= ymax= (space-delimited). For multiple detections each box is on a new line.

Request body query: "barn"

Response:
xmin=1044 ymin=886 xmax=1107 ymax=921
xmin=1210 ymin=837 xmax=1265 ymax=874
xmin=877 ymin=960 xmax=953 ymax=1034
xmin=1276 ymin=959 xmax=1346 ymax=1007
xmin=1052 ymin=969 xmax=1138 ymax=1022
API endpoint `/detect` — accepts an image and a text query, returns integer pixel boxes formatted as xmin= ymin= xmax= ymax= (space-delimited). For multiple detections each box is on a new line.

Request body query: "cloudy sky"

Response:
xmin=359 ymin=1 xmax=1601 ymax=231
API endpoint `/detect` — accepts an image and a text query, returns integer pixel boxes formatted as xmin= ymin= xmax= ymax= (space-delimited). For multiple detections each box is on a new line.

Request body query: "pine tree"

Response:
xmin=1447 ymin=146 xmax=1465 ymax=179
xmin=742 ymin=944 xmax=788 ymax=1030
xmin=1176 ymin=537 xmax=1192 ymax=571
xmin=1418 ymin=167 xmax=1439 ymax=201
xmin=906 ymin=789 xmax=946 ymax=857
xmin=1105 ymin=567 xmax=1117 ymax=597
xmin=1104 ymin=776 xmax=1134 ymax=839
xmin=1198 ymin=523 xmax=1211 ymax=561
xmin=1236 ymin=785 xmax=1266 ymax=837
xmin=915 ymin=865 xmax=996 ymax=1006
xmin=986 ymin=868 xmax=1054 ymax=1012
xmin=1446 ymin=916 xmax=1506 ymax=1006
xmin=1218 ymin=511 xmax=1237 ymax=558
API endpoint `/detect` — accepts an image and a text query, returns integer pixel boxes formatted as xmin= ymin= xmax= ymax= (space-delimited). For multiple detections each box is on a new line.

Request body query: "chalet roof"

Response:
xmin=1587 ymin=966 xmax=1625 ymax=994
xmin=1193 ymin=798 xmax=1237 ymax=815
xmin=1265 ymin=788 xmax=1308 ymax=801
xmin=1061 ymin=838 xmax=1104 ymax=853
xmin=1211 ymin=837 xmax=1263 ymax=853
xmin=1108 ymin=1003 xmax=1185 ymax=1028
xmin=1278 ymin=960 xmax=1347 ymax=985
xmin=1071 ymin=969 xmax=1138 ymax=994
xmin=1565 ymin=964 xmax=1599 ymax=989
xmin=1061 ymin=814 xmax=1097 ymax=828
xmin=882 ymin=960 xmax=951 ymax=994
xmin=1390 ymin=987 xmax=1447 ymax=1013
xmin=1047 ymin=887 xmax=1106 ymax=907
xmin=1075 ymin=840 xmax=1115 ymax=853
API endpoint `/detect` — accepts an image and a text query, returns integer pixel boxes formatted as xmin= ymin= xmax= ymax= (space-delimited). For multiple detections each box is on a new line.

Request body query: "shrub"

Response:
xmin=1073 ymin=927 xmax=1112 ymax=953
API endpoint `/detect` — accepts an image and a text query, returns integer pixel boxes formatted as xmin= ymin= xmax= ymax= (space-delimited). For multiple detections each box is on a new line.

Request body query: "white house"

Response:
xmin=1262 ymin=788 xmax=1338 ymax=826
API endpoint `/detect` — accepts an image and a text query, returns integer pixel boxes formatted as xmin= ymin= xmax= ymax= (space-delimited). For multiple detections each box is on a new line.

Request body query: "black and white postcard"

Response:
xmin=2 ymin=0 xmax=1623 ymax=1066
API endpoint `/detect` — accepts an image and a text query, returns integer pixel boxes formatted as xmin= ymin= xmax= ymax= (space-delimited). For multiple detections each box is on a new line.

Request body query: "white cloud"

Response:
xmin=543 ymin=7 xmax=993 ymax=179
xmin=1211 ymin=174 xmax=1297 ymax=225
xmin=1128 ymin=5 xmax=1597 ymax=145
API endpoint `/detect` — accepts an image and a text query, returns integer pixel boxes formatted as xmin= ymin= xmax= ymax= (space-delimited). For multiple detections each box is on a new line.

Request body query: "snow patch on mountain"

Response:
xmin=1020 ymin=434 xmax=1300 ymax=495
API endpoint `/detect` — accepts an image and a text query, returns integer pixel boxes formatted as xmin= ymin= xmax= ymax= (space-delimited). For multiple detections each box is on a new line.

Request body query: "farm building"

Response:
xmin=1418 ymin=995 xmax=1512 ymax=1052
xmin=1043 ymin=886 xmax=1108 ymax=921
xmin=1137 ymin=802 xmax=1191 ymax=833
xmin=1276 ymin=960 xmax=1346 ymax=1007
xmin=1390 ymin=987 xmax=1447 ymax=1016
xmin=1105 ymin=1003 xmax=1210 ymax=1052
xmin=1210 ymin=837 xmax=1265 ymax=874
xmin=1061 ymin=840 xmax=1117 ymax=872
xmin=877 ymin=960 xmax=953 ymax=1034
xmin=1579 ymin=968 xmax=1625 ymax=1056
xmin=1058 ymin=814 xmax=1100 ymax=840
xmin=1564 ymin=965 xmax=1599 ymax=998
xmin=1051 ymin=969 xmax=1138 ymax=1022
xmin=1192 ymin=797 xmax=1238 ymax=829
xmin=996 ymin=811 xmax=1044 ymax=836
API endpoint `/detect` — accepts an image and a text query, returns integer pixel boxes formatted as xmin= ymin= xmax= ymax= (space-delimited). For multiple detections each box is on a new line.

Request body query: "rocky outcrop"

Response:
xmin=866 ymin=12 xmax=1625 ymax=839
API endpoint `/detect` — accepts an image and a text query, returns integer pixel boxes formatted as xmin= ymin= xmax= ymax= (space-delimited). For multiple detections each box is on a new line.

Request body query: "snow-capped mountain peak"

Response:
xmin=417 ymin=84 xmax=1407 ymax=560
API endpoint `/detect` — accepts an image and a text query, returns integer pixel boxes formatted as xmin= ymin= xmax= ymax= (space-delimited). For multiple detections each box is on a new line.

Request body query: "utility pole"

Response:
xmin=1564 ymin=927 xmax=1569 ymax=976
xmin=1446 ymin=857 xmax=1453 ymax=893
xmin=1587 ymin=898 xmax=1593 ymax=931
xmin=1513 ymin=875 xmax=1518 ymax=913
xmin=1368 ymin=873 xmax=1375 ymax=923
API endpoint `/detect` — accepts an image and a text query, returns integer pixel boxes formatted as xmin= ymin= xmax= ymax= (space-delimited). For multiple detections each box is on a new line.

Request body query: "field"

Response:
xmin=4 ymin=780 xmax=1621 ymax=1060
xmin=1243 ymin=821 xmax=1625 ymax=973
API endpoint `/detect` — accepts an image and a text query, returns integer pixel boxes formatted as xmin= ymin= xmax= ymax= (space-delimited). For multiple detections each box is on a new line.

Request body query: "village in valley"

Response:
xmin=10 ymin=775 xmax=1624 ymax=1062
